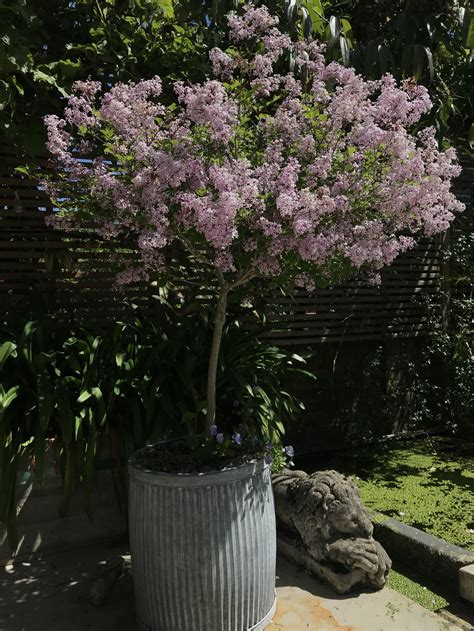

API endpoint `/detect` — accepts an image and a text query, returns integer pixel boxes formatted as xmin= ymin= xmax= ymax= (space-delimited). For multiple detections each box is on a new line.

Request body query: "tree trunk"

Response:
xmin=206 ymin=286 xmax=229 ymax=431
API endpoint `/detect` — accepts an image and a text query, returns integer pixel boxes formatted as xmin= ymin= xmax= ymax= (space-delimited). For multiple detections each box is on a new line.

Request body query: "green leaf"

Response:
xmin=0 ymin=341 xmax=17 ymax=371
xmin=43 ymin=59 xmax=81 ymax=78
xmin=340 ymin=36 xmax=350 ymax=66
xmin=6 ymin=513 xmax=18 ymax=552
xmin=57 ymin=395 xmax=73 ymax=444
xmin=14 ymin=166 xmax=30 ymax=176
xmin=31 ymin=69 xmax=68 ymax=97
xmin=301 ymin=7 xmax=312 ymax=38
xmin=424 ymin=46 xmax=434 ymax=84
xmin=0 ymin=80 xmax=11 ymax=110
xmin=469 ymin=123 xmax=474 ymax=150
xmin=364 ymin=40 xmax=379 ymax=78
xmin=6 ymin=46 xmax=32 ymax=73
xmin=413 ymin=44 xmax=425 ymax=81
xmin=329 ymin=15 xmax=341 ymax=39
xmin=341 ymin=18 xmax=353 ymax=43
xmin=401 ymin=44 xmax=414 ymax=78
xmin=18 ymin=321 xmax=37 ymax=358
xmin=91 ymin=386 xmax=106 ymax=426
xmin=83 ymin=421 xmax=97 ymax=517
xmin=33 ymin=425 xmax=45 ymax=483
xmin=58 ymin=446 xmax=75 ymax=518
xmin=10 ymin=75 xmax=24 ymax=96
xmin=460 ymin=8 xmax=474 ymax=49
xmin=38 ymin=371 xmax=53 ymax=430
xmin=304 ymin=0 xmax=325 ymax=35
xmin=77 ymin=390 xmax=92 ymax=404
xmin=32 ymin=69 xmax=57 ymax=85
xmin=158 ymin=0 xmax=174 ymax=18
xmin=377 ymin=45 xmax=395 ymax=75
xmin=0 ymin=386 xmax=19 ymax=419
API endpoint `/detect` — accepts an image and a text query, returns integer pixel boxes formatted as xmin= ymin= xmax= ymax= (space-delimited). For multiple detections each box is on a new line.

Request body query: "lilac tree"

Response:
xmin=43 ymin=4 xmax=463 ymax=433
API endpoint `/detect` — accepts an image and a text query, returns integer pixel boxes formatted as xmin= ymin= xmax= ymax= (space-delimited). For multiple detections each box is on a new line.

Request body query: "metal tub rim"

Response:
xmin=129 ymin=446 xmax=267 ymax=488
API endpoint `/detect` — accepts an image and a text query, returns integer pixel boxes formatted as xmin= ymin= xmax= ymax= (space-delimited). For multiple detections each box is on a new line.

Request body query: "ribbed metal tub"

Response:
xmin=128 ymin=451 xmax=276 ymax=631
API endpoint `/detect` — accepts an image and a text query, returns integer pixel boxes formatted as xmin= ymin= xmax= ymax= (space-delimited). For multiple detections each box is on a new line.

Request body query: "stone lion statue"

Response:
xmin=272 ymin=469 xmax=391 ymax=594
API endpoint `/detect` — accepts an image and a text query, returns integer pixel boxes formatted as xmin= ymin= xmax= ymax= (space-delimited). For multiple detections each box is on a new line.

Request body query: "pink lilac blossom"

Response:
xmin=215 ymin=251 xmax=236 ymax=273
xmin=99 ymin=79 xmax=164 ymax=139
xmin=263 ymin=29 xmax=292 ymax=61
xmin=209 ymin=48 xmax=235 ymax=80
xmin=174 ymin=80 xmax=238 ymax=144
xmin=43 ymin=2 xmax=463 ymax=289
xmin=294 ymin=273 xmax=316 ymax=292
xmin=228 ymin=4 xmax=278 ymax=41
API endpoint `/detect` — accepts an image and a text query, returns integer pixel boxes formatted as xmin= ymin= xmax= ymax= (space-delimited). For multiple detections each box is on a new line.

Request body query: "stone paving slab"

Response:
xmin=270 ymin=557 xmax=461 ymax=631
xmin=0 ymin=542 xmax=464 ymax=631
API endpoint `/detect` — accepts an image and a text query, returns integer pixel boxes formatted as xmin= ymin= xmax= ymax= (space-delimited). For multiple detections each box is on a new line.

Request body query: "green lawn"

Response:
xmin=349 ymin=438 xmax=474 ymax=551
xmin=387 ymin=570 xmax=448 ymax=612
xmin=306 ymin=436 xmax=474 ymax=550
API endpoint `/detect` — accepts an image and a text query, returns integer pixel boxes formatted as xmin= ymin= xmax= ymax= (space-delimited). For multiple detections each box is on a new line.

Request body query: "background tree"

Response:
xmin=0 ymin=0 xmax=217 ymax=152
xmin=288 ymin=0 xmax=473 ymax=143
xmin=1 ymin=0 xmax=472 ymax=152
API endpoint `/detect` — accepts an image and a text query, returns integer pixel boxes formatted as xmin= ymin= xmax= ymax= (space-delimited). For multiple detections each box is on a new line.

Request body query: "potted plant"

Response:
xmin=41 ymin=4 xmax=463 ymax=629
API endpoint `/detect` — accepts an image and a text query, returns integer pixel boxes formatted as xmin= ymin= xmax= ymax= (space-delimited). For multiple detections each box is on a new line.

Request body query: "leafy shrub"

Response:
xmin=0 ymin=302 xmax=312 ymax=547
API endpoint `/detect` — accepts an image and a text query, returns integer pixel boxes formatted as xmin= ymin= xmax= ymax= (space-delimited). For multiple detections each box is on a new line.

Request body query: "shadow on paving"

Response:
xmin=0 ymin=542 xmax=469 ymax=631
xmin=0 ymin=543 xmax=135 ymax=631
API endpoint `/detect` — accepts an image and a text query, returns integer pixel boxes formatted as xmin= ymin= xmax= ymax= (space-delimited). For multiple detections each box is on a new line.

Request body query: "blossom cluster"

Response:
xmin=44 ymin=3 xmax=463 ymax=291
xmin=208 ymin=424 xmax=294 ymax=466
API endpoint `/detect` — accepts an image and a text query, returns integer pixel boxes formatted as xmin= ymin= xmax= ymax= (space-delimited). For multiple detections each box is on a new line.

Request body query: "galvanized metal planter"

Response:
xmin=128 ymin=451 xmax=277 ymax=631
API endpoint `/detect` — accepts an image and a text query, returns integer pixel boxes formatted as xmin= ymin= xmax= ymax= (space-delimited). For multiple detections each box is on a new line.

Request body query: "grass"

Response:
xmin=305 ymin=436 xmax=474 ymax=551
xmin=351 ymin=437 xmax=474 ymax=551
xmin=387 ymin=569 xmax=448 ymax=612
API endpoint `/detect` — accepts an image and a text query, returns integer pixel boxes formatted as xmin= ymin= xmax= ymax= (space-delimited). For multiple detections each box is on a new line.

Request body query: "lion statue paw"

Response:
xmin=272 ymin=468 xmax=391 ymax=594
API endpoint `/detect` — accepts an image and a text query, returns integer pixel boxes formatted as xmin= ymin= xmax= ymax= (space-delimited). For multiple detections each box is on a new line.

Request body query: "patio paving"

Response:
xmin=0 ymin=541 xmax=465 ymax=631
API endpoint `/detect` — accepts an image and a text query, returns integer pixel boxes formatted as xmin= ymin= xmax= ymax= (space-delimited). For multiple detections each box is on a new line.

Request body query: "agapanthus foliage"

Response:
xmin=43 ymin=3 xmax=464 ymax=432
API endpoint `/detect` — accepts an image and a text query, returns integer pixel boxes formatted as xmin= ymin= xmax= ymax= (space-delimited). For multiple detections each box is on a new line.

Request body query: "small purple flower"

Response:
xmin=216 ymin=433 xmax=225 ymax=444
xmin=209 ymin=424 xmax=218 ymax=436
xmin=265 ymin=441 xmax=273 ymax=451
xmin=233 ymin=399 xmax=240 ymax=408
xmin=232 ymin=433 xmax=242 ymax=445
xmin=264 ymin=454 xmax=272 ymax=465
xmin=284 ymin=445 xmax=295 ymax=458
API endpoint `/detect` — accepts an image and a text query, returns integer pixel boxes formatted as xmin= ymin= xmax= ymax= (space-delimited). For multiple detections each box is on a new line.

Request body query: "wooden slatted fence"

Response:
xmin=0 ymin=148 xmax=471 ymax=343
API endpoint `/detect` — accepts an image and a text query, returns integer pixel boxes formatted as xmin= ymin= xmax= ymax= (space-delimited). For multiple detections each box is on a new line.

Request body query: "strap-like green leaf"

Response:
xmin=413 ymin=44 xmax=425 ymax=81
xmin=0 ymin=341 xmax=17 ymax=371
xmin=340 ymin=36 xmax=350 ymax=66
xmin=77 ymin=390 xmax=92 ymax=404
xmin=329 ymin=15 xmax=341 ymax=39
xmin=424 ymin=46 xmax=434 ymax=84
xmin=0 ymin=386 xmax=19 ymax=419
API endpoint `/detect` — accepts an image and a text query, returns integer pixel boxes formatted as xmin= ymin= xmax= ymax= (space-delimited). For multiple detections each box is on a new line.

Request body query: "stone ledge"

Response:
xmin=459 ymin=564 xmax=474 ymax=603
xmin=371 ymin=512 xmax=474 ymax=603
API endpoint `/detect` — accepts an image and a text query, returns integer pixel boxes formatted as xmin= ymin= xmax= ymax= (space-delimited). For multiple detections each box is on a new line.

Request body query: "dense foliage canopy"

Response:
xmin=1 ymin=0 xmax=472 ymax=151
